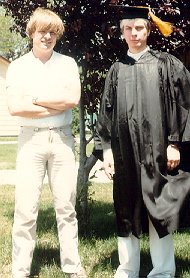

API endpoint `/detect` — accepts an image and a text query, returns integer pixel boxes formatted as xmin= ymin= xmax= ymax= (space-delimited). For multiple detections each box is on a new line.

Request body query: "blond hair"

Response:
xmin=120 ymin=18 xmax=150 ymax=34
xmin=26 ymin=7 xmax=65 ymax=40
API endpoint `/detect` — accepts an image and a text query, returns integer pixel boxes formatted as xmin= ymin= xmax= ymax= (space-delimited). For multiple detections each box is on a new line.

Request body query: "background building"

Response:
xmin=0 ymin=55 xmax=19 ymax=136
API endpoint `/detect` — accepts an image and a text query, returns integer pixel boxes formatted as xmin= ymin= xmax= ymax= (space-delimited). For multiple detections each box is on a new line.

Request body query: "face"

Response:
xmin=122 ymin=19 xmax=150 ymax=53
xmin=31 ymin=28 xmax=57 ymax=53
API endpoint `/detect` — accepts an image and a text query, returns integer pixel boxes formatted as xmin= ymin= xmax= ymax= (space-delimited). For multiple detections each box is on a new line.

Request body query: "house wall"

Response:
xmin=0 ymin=57 xmax=20 ymax=136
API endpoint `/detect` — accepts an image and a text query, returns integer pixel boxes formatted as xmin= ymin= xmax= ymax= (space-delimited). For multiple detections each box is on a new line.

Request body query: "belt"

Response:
xmin=20 ymin=126 xmax=71 ymax=143
xmin=20 ymin=125 xmax=69 ymax=132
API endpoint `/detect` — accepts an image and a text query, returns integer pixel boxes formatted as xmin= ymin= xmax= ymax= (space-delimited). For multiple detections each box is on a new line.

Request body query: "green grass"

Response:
xmin=0 ymin=182 xmax=190 ymax=277
xmin=0 ymin=140 xmax=190 ymax=277
xmin=0 ymin=136 xmax=18 ymax=141
xmin=0 ymin=144 xmax=17 ymax=170
xmin=0 ymin=136 xmax=18 ymax=170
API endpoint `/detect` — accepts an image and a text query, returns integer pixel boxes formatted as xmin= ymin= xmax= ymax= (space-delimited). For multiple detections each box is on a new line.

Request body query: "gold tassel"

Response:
xmin=148 ymin=10 xmax=174 ymax=37
xmin=138 ymin=6 xmax=174 ymax=37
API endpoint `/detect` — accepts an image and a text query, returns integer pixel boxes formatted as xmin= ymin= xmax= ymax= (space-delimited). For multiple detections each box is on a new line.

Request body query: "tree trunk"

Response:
xmin=77 ymin=91 xmax=97 ymax=214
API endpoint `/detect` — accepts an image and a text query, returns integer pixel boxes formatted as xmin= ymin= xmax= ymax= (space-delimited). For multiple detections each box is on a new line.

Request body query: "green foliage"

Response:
xmin=72 ymin=106 xmax=80 ymax=135
xmin=0 ymin=7 xmax=29 ymax=60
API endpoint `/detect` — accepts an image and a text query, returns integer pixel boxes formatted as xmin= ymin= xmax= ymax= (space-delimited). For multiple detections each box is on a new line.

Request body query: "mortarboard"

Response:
xmin=117 ymin=5 xmax=174 ymax=37
xmin=121 ymin=6 xmax=149 ymax=20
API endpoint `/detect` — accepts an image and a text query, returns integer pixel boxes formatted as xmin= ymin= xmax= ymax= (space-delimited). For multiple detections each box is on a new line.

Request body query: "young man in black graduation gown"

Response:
xmin=96 ymin=6 xmax=190 ymax=278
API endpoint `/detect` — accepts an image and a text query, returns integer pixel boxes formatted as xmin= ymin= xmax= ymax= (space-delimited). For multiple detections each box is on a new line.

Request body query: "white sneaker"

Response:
xmin=114 ymin=269 xmax=138 ymax=278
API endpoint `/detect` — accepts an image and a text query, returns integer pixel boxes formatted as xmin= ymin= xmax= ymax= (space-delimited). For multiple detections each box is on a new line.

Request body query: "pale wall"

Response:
xmin=0 ymin=57 xmax=20 ymax=136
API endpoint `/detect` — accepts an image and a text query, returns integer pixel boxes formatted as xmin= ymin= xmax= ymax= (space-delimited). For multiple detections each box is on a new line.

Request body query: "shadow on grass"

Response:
xmin=36 ymin=207 xmax=57 ymax=234
xmin=90 ymin=248 xmax=190 ymax=277
xmin=90 ymin=249 xmax=153 ymax=277
xmin=175 ymin=257 xmax=190 ymax=277
xmin=31 ymin=198 xmax=117 ymax=276
xmin=77 ymin=200 xmax=117 ymax=239
xmin=31 ymin=247 xmax=61 ymax=276
xmin=89 ymin=249 xmax=119 ymax=277
xmin=7 ymin=187 xmax=189 ymax=277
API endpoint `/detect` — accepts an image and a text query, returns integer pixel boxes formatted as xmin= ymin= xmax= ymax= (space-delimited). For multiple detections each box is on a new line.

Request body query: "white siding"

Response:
xmin=0 ymin=57 xmax=20 ymax=136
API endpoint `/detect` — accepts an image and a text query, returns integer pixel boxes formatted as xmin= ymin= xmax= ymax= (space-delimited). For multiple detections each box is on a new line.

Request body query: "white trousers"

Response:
xmin=12 ymin=126 xmax=81 ymax=277
xmin=115 ymin=219 xmax=176 ymax=278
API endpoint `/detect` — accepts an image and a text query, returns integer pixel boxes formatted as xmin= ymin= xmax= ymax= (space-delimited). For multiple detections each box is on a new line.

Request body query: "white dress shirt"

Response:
xmin=6 ymin=51 xmax=80 ymax=127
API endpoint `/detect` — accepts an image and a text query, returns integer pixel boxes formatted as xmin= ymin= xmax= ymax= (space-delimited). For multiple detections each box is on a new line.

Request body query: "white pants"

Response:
xmin=115 ymin=219 xmax=175 ymax=278
xmin=12 ymin=126 xmax=81 ymax=277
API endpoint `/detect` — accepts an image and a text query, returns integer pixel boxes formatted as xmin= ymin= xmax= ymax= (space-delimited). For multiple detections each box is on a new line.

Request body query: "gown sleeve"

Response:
xmin=159 ymin=53 xmax=190 ymax=143
xmin=96 ymin=62 xmax=119 ymax=150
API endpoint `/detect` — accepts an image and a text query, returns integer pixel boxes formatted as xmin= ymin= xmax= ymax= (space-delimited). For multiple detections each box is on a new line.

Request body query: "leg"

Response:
xmin=148 ymin=219 xmax=176 ymax=278
xmin=114 ymin=236 xmax=140 ymax=278
xmin=47 ymin=127 xmax=81 ymax=274
xmin=12 ymin=129 xmax=47 ymax=277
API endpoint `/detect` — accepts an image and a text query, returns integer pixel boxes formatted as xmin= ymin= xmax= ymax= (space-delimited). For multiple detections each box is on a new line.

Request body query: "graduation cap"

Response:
xmin=121 ymin=6 xmax=149 ymax=20
xmin=116 ymin=5 xmax=174 ymax=37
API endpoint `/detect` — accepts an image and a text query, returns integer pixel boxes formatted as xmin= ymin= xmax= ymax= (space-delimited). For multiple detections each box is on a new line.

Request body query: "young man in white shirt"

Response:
xmin=6 ymin=7 xmax=86 ymax=278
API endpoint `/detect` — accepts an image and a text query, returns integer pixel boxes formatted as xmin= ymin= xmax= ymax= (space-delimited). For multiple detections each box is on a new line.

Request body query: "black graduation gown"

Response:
xmin=96 ymin=50 xmax=190 ymax=238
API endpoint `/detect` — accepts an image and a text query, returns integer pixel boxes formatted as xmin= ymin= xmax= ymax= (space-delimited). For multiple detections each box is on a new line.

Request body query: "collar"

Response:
xmin=29 ymin=50 xmax=55 ymax=64
xmin=127 ymin=46 xmax=150 ymax=61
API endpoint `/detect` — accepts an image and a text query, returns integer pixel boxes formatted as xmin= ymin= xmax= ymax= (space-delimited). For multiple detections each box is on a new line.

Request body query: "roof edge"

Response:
xmin=0 ymin=55 xmax=10 ymax=65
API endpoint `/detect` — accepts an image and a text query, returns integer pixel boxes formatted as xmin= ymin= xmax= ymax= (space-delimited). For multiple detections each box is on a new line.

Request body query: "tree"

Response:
xmin=72 ymin=106 xmax=80 ymax=135
xmin=4 ymin=0 xmax=190 ymax=214
xmin=0 ymin=6 xmax=29 ymax=60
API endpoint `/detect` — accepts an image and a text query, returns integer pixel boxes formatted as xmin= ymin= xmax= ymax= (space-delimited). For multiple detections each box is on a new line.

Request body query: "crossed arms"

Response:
xmin=6 ymin=85 xmax=81 ymax=118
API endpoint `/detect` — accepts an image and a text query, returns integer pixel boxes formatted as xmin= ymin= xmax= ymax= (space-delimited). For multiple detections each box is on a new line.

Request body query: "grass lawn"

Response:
xmin=0 ymin=138 xmax=190 ymax=277
xmin=0 ymin=181 xmax=190 ymax=277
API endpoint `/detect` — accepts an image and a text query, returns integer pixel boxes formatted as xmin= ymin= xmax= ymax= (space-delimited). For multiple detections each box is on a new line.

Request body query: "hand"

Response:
xmin=167 ymin=144 xmax=180 ymax=171
xmin=102 ymin=149 xmax=115 ymax=180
